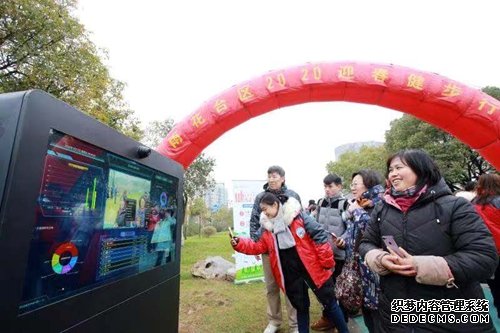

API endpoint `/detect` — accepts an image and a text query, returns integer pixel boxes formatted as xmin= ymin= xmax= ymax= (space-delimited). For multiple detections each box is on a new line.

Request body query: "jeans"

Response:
xmin=289 ymin=278 xmax=349 ymax=333
xmin=296 ymin=294 xmax=348 ymax=333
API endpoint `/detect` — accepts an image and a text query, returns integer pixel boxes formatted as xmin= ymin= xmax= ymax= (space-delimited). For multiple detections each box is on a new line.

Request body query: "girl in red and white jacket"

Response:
xmin=230 ymin=193 xmax=349 ymax=333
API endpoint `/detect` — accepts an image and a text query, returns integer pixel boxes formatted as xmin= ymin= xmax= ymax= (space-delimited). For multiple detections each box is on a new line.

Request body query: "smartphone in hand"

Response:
xmin=228 ymin=227 xmax=235 ymax=238
xmin=331 ymin=232 xmax=346 ymax=249
xmin=382 ymin=235 xmax=404 ymax=257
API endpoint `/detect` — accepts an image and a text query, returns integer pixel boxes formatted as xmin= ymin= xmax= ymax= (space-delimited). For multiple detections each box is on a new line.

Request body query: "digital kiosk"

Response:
xmin=0 ymin=90 xmax=184 ymax=332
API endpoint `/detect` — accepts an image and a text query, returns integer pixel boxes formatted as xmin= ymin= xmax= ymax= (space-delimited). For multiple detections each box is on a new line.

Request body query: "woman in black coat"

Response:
xmin=359 ymin=149 xmax=498 ymax=333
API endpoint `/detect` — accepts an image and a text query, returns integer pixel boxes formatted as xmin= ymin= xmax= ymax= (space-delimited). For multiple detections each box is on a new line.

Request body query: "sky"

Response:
xmin=76 ymin=0 xmax=500 ymax=204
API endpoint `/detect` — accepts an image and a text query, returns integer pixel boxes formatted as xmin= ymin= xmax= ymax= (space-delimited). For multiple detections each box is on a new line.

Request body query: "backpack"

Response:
xmin=316 ymin=197 xmax=348 ymax=217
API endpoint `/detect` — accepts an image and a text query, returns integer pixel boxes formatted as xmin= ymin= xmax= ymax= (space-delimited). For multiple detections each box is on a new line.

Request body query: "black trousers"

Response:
xmin=487 ymin=262 xmax=500 ymax=318
xmin=362 ymin=307 xmax=380 ymax=333
xmin=279 ymin=247 xmax=349 ymax=333
xmin=279 ymin=247 xmax=336 ymax=312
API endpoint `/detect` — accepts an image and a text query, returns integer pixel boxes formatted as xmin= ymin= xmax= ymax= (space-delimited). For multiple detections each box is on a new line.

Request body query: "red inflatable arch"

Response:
xmin=157 ymin=62 xmax=500 ymax=170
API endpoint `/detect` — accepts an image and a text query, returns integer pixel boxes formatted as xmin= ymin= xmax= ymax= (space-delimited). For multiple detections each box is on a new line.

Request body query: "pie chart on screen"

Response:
xmin=51 ymin=242 xmax=78 ymax=274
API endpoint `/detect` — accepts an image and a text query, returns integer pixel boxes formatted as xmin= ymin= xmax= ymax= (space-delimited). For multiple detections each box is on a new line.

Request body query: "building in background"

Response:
xmin=334 ymin=141 xmax=384 ymax=161
xmin=204 ymin=183 xmax=228 ymax=212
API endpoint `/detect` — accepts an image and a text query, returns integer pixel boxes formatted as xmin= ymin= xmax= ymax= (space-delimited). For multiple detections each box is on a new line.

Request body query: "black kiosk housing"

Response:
xmin=0 ymin=90 xmax=184 ymax=332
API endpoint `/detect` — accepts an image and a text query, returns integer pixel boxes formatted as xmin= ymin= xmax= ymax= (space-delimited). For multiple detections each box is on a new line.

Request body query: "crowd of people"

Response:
xmin=229 ymin=149 xmax=500 ymax=333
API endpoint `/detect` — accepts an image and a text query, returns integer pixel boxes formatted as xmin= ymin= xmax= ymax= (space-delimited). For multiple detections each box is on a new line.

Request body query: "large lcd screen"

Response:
xmin=19 ymin=130 xmax=179 ymax=314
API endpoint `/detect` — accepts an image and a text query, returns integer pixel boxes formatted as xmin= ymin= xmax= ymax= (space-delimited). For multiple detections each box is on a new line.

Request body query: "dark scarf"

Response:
xmin=268 ymin=188 xmax=284 ymax=195
xmin=265 ymin=183 xmax=286 ymax=196
xmin=389 ymin=185 xmax=427 ymax=213
xmin=390 ymin=184 xmax=423 ymax=198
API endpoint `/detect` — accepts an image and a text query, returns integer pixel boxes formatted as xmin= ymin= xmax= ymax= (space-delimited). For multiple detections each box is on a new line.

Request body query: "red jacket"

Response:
xmin=234 ymin=197 xmax=334 ymax=291
xmin=476 ymin=203 xmax=500 ymax=253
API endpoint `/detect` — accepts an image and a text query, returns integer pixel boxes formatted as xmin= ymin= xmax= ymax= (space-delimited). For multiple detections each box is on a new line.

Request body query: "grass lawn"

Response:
xmin=178 ymin=232 xmax=500 ymax=332
xmin=178 ymin=232 xmax=325 ymax=333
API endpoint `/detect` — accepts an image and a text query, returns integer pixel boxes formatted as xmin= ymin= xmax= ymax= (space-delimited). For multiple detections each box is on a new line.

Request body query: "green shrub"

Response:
xmin=212 ymin=219 xmax=231 ymax=232
xmin=185 ymin=222 xmax=200 ymax=237
xmin=201 ymin=226 xmax=217 ymax=237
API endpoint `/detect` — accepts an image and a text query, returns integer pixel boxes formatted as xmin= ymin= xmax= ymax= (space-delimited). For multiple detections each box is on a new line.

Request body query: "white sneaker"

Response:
xmin=289 ymin=329 xmax=299 ymax=333
xmin=263 ymin=323 xmax=280 ymax=333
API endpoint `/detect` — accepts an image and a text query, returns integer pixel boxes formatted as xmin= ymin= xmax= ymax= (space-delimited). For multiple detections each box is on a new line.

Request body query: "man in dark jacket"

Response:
xmin=250 ymin=165 xmax=301 ymax=333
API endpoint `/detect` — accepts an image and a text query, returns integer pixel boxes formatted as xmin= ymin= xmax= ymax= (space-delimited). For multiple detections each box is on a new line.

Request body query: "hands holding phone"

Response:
xmin=228 ymin=227 xmax=239 ymax=247
xmin=380 ymin=236 xmax=417 ymax=276
xmin=331 ymin=233 xmax=346 ymax=249
xmin=380 ymin=247 xmax=417 ymax=276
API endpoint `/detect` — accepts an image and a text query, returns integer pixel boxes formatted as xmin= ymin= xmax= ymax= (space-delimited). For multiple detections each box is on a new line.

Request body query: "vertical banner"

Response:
xmin=232 ymin=180 xmax=265 ymax=284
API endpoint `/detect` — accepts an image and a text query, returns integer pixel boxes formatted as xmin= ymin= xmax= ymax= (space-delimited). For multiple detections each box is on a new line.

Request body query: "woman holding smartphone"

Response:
xmin=230 ymin=192 xmax=349 ymax=333
xmin=359 ymin=149 xmax=497 ymax=333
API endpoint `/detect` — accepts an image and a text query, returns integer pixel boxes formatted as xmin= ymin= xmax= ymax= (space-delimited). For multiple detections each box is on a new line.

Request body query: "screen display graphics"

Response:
xmin=19 ymin=130 xmax=179 ymax=314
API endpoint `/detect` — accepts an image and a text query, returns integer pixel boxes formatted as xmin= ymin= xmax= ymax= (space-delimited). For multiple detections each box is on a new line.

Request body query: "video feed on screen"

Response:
xmin=19 ymin=130 xmax=179 ymax=314
xmin=104 ymin=169 xmax=151 ymax=228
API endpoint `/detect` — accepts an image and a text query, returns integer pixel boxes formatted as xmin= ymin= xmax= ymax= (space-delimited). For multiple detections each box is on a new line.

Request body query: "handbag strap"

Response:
xmin=353 ymin=228 xmax=363 ymax=254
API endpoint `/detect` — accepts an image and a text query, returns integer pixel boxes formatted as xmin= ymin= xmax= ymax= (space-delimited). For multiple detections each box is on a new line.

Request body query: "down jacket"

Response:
xmin=359 ymin=178 xmax=498 ymax=333
xmin=234 ymin=197 xmax=334 ymax=291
